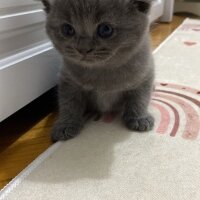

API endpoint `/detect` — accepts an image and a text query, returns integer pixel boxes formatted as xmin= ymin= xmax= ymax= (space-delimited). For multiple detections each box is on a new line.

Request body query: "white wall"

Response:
xmin=175 ymin=1 xmax=200 ymax=16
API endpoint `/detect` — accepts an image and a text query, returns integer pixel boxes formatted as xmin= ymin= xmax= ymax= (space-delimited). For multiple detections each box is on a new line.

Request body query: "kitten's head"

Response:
xmin=41 ymin=0 xmax=152 ymax=67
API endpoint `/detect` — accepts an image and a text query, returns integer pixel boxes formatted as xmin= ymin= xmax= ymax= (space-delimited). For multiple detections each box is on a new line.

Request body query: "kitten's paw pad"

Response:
xmin=51 ymin=124 xmax=80 ymax=142
xmin=125 ymin=115 xmax=154 ymax=132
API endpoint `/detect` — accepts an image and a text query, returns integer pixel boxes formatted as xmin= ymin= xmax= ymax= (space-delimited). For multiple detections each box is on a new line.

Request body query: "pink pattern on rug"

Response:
xmin=179 ymin=24 xmax=200 ymax=32
xmin=97 ymin=82 xmax=200 ymax=140
xmin=193 ymin=28 xmax=200 ymax=32
xmin=153 ymin=99 xmax=180 ymax=137
xmin=151 ymin=102 xmax=170 ymax=134
xmin=155 ymin=82 xmax=200 ymax=95
xmin=184 ymin=41 xmax=197 ymax=46
xmin=155 ymin=92 xmax=200 ymax=140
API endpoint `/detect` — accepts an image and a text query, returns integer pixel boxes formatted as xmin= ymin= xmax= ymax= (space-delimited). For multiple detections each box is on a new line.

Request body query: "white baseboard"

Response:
xmin=0 ymin=43 xmax=61 ymax=122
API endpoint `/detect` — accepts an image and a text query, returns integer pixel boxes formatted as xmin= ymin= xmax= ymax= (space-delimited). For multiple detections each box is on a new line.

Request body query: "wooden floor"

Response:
xmin=0 ymin=14 xmax=193 ymax=189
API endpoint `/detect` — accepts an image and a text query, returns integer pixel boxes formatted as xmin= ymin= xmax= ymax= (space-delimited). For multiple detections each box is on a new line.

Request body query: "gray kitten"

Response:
xmin=41 ymin=0 xmax=155 ymax=142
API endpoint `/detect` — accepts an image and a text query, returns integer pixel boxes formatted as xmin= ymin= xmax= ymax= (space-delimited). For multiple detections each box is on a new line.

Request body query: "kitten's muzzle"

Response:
xmin=76 ymin=48 xmax=94 ymax=56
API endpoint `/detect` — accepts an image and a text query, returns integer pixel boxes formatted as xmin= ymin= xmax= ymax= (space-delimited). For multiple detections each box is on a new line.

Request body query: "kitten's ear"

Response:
xmin=35 ymin=0 xmax=55 ymax=13
xmin=129 ymin=0 xmax=153 ymax=14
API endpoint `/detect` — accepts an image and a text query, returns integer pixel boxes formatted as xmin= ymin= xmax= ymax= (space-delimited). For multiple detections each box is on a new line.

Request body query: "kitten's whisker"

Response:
xmin=94 ymin=52 xmax=111 ymax=56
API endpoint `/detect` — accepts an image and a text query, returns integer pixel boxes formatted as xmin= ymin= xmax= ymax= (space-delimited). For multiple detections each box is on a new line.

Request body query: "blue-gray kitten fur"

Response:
xmin=41 ymin=0 xmax=155 ymax=142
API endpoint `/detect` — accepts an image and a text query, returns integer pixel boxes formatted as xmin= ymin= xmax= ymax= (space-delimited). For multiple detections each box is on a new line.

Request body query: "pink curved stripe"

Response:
xmin=155 ymin=93 xmax=200 ymax=140
xmin=156 ymin=90 xmax=200 ymax=107
xmin=153 ymin=99 xmax=180 ymax=137
xmin=151 ymin=102 xmax=170 ymax=134
xmin=155 ymin=82 xmax=200 ymax=95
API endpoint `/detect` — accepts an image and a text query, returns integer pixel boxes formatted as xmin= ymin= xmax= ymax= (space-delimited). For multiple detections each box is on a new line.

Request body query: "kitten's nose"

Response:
xmin=76 ymin=36 xmax=94 ymax=56
xmin=77 ymin=48 xmax=93 ymax=55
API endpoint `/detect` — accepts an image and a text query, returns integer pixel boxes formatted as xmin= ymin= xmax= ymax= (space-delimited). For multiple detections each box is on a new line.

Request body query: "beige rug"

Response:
xmin=1 ymin=18 xmax=200 ymax=200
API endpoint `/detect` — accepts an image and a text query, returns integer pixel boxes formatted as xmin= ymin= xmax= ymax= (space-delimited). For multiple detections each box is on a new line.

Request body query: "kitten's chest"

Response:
xmin=67 ymin=63 xmax=133 ymax=91
xmin=95 ymin=91 xmax=122 ymax=113
xmin=79 ymin=68 xmax=135 ymax=92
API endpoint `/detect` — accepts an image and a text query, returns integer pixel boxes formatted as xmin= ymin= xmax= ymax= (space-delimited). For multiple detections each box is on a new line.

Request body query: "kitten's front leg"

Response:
xmin=51 ymin=81 xmax=86 ymax=142
xmin=123 ymin=79 xmax=154 ymax=132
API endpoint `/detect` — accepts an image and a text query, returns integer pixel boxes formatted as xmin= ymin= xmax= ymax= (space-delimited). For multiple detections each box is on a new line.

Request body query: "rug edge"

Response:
xmin=0 ymin=142 xmax=62 ymax=199
xmin=153 ymin=18 xmax=189 ymax=54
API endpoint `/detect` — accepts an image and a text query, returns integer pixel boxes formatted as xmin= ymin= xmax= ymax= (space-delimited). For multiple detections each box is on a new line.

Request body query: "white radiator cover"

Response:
xmin=0 ymin=0 xmax=172 ymax=122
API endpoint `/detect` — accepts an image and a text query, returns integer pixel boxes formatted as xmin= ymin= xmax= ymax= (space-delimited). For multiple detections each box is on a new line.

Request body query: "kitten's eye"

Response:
xmin=97 ymin=24 xmax=113 ymax=39
xmin=61 ymin=24 xmax=75 ymax=37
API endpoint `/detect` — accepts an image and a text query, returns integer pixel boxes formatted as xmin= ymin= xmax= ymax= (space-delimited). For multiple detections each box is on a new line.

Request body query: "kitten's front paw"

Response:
xmin=124 ymin=114 xmax=154 ymax=132
xmin=51 ymin=123 xmax=81 ymax=142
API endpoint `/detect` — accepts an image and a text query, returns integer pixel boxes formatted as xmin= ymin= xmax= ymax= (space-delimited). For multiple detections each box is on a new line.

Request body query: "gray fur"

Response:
xmin=41 ymin=0 xmax=155 ymax=141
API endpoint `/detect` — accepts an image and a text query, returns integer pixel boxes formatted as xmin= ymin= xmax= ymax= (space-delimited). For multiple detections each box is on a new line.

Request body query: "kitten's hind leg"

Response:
xmin=51 ymin=82 xmax=86 ymax=142
xmin=122 ymin=78 xmax=154 ymax=132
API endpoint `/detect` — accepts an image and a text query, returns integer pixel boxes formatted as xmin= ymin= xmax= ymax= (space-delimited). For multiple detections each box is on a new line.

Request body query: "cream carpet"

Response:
xmin=1 ymin=18 xmax=200 ymax=200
